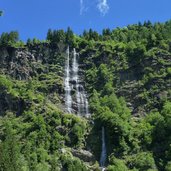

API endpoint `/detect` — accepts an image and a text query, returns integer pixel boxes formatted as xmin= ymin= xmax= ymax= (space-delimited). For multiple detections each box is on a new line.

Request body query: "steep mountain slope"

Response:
xmin=0 ymin=21 xmax=171 ymax=171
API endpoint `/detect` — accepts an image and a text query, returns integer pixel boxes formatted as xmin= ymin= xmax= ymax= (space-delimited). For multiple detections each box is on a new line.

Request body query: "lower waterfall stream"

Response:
xmin=100 ymin=126 xmax=107 ymax=170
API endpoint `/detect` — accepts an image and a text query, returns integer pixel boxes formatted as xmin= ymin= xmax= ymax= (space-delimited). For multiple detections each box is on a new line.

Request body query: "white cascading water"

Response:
xmin=100 ymin=126 xmax=107 ymax=169
xmin=64 ymin=46 xmax=72 ymax=113
xmin=84 ymin=91 xmax=89 ymax=115
xmin=64 ymin=47 xmax=89 ymax=117
xmin=72 ymin=48 xmax=89 ymax=117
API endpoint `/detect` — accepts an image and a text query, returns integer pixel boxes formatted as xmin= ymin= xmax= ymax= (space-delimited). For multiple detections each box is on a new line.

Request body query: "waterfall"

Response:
xmin=100 ymin=126 xmax=107 ymax=169
xmin=64 ymin=47 xmax=89 ymax=117
xmin=64 ymin=48 xmax=106 ymax=169
xmin=72 ymin=49 xmax=81 ymax=114
xmin=72 ymin=48 xmax=89 ymax=117
xmin=64 ymin=46 xmax=72 ymax=113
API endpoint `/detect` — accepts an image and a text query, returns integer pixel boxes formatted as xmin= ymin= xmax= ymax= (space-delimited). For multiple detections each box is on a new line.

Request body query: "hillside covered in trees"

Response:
xmin=0 ymin=20 xmax=171 ymax=171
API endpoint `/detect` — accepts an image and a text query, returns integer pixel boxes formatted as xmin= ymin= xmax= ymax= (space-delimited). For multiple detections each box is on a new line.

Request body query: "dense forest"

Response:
xmin=0 ymin=20 xmax=171 ymax=171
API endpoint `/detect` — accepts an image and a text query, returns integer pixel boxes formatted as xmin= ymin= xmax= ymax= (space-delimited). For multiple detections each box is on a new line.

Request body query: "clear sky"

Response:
xmin=0 ymin=0 xmax=171 ymax=41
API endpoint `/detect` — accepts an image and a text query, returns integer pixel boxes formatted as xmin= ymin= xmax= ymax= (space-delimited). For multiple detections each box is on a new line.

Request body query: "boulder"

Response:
xmin=71 ymin=149 xmax=96 ymax=163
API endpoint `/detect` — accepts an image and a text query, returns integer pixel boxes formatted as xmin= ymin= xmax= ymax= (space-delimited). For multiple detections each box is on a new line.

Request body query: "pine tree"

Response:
xmin=0 ymin=122 xmax=22 ymax=171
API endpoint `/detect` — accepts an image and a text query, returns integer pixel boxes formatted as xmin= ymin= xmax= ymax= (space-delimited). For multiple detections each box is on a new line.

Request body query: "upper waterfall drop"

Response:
xmin=72 ymin=48 xmax=90 ymax=117
xmin=72 ymin=48 xmax=79 ymax=82
xmin=64 ymin=46 xmax=72 ymax=113
xmin=72 ymin=48 xmax=81 ymax=114
xmin=64 ymin=47 xmax=90 ymax=117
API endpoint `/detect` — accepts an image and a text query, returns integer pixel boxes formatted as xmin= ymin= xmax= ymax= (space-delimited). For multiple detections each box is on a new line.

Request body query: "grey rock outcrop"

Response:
xmin=71 ymin=149 xmax=95 ymax=163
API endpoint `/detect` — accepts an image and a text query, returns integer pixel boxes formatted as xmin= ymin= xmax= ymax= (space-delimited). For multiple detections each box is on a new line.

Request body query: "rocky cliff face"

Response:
xmin=1 ymin=44 xmax=170 ymax=117
xmin=0 ymin=47 xmax=36 ymax=80
xmin=0 ymin=44 xmax=66 ymax=116
xmin=0 ymin=44 xmax=66 ymax=79
xmin=79 ymin=46 xmax=171 ymax=116
xmin=116 ymin=50 xmax=171 ymax=115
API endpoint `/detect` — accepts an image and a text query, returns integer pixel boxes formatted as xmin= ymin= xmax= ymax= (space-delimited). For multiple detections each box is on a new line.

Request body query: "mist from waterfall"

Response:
xmin=100 ymin=126 xmax=107 ymax=168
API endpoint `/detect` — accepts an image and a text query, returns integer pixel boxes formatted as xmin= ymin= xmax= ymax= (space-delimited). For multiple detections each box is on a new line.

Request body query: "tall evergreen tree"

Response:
xmin=0 ymin=122 xmax=22 ymax=171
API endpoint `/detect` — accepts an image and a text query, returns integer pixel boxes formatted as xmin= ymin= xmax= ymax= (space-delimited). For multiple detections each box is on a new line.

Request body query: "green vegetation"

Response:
xmin=0 ymin=75 xmax=90 ymax=171
xmin=0 ymin=31 xmax=25 ymax=47
xmin=0 ymin=20 xmax=171 ymax=170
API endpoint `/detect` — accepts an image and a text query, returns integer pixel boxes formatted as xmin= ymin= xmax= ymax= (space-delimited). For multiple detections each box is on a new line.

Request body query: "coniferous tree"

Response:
xmin=65 ymin=27 xmax=74 ymax=46
xmin=0 ymin=122 xmax=22 ymax=171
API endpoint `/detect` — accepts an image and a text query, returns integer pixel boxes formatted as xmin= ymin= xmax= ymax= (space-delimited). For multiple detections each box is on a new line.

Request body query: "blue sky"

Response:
xmin=0 ymin=0 xmax=171 ymax=41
